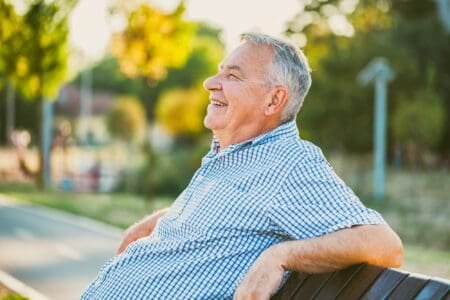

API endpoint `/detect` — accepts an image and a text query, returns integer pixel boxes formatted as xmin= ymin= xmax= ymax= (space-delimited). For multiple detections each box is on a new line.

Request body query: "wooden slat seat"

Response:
xmin=313 ymin=264 xmax=365 ymax=300
xmin=361 ymin=268 xmax=408 ymax=299
xmin=272 ymin=264 xmax=450 ymax=300
xmin=387 ymin=273 xmax=430 ymax=299
xmin=415 ymin=280 xmax=450 ymax=300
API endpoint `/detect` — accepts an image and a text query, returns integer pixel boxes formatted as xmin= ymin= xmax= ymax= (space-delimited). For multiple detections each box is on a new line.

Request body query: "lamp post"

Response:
xmin=436 ymin=0 xmax=450 ymax=33
xmin=358 ymin=57 xmax=394 ymax=200
xmin=42 ymin=99 xmax=54 ymax=188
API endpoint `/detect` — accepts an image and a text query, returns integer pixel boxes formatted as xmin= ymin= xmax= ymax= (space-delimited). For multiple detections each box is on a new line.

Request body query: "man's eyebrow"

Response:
xmin=218 ymin=64 xmax=244 ymax=74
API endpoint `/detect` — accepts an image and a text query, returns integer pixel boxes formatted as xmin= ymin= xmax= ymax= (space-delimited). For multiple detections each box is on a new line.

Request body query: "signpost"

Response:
xmin=358 ymin=58 xmax=394 ymax=200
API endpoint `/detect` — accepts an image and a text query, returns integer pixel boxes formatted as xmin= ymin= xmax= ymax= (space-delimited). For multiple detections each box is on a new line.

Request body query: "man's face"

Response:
xmin=203 ymin=42 xmax=274 ymax=137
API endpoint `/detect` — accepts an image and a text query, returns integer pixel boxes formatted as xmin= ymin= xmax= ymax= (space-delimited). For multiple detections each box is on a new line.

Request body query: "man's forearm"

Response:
xmin=234 ymin=224 xmax=403 ymax=299
xmin=273 ymin=224 xmax=403 ymax=273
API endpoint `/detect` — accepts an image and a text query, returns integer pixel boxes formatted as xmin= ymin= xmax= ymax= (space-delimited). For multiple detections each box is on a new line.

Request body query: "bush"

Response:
xmin=134 ymin=139 xmax=210 ymax=197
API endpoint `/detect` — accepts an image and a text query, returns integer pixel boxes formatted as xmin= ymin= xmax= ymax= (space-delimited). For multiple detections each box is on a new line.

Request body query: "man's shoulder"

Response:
xmin=276 ymin=137 xmax=326 ymax=163
xmin=275 ymin=138 xmax=337 ymax=181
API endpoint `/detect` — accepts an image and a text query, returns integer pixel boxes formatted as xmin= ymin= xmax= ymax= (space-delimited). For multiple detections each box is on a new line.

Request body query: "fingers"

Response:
xmin=115 ymin=225 xmax=144 ymax=255
xmin=116 ymin=233 xmax=134 ymax=255
xmin=234 ymin=288 xmax=270 ymax=300
xmin=114 ymin=209 xmax=168 ymax=255
xmin=116 ymin=236 xmax=131 ymax=255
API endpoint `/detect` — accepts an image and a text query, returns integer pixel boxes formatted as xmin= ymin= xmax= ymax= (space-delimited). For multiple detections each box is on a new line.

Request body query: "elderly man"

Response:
xmin=82 ymin=33 xmax=402 ymax=299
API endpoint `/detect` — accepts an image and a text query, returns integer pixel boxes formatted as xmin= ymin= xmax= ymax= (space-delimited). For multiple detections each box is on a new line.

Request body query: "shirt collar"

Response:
xmin=208 ymin=120 xmax=299 ymax=155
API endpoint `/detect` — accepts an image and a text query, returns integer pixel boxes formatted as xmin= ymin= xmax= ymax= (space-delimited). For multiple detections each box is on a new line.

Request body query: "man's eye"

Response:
xmin=227 ymin=74 xmax=239 ymax=80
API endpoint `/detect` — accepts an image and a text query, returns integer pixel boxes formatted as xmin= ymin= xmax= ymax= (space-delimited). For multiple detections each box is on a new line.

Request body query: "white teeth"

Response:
xmin=211 ymin=100 xmax=227 ymax=107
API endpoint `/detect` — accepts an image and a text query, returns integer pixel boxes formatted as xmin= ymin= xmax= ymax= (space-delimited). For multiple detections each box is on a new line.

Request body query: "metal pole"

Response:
xmin=42 ymin=99 xmax=54 ymax=188
xmin=374 ymin=78 xmax=387 ymax=200
xmin=80 ymin=68 xmax=93 ymax=143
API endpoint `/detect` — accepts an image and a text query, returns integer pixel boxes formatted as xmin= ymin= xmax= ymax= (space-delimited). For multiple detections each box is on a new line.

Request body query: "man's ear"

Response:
xmin=265 ymin=86 xmax=288 ymax=116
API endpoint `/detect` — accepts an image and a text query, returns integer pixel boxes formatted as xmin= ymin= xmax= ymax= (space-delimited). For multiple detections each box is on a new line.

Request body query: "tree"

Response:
xmin=16 ymin=0 xmax=74 ymax=187
xmin=147 ymin=25 xmax=224 ymax=121
xmin=73 ymin=23 xmax=224 ymax=123
xmin=285 ymin=0 xmax=450 ymax=161
xmin=105 ymin=95 xmax=146 ymax=192
xmin=0 ymin=0 xmax=75 ymax=186
xmin=392 ymin=81 xmax=446 ymax=167
xmin=0 ymin=0 xmax=22 ymax=143
xmin=155 ymin=87 xmax=209 ymax=138
xmin=106 ymin=96 xmax=146 ymax=143
xmin=111 ymin=2 xmax=195 ymax=82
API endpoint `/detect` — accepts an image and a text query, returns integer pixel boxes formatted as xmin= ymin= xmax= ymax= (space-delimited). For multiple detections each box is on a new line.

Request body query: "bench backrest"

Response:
xmin=272 ymin=264 xmax=449 ymax=299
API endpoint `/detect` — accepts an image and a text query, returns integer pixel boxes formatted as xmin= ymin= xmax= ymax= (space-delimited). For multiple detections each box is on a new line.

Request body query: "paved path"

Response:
xmin=0 ymin=195 xmax=123 ymax=299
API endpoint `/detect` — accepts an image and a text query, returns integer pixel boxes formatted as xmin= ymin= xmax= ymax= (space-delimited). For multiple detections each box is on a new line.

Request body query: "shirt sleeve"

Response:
xmin=266 ymin=153 xmax=385 ymax=240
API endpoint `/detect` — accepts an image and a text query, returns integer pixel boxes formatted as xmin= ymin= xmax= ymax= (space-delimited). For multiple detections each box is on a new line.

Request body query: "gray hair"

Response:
xmin=240 ymin=32 xmax=312 ymax=122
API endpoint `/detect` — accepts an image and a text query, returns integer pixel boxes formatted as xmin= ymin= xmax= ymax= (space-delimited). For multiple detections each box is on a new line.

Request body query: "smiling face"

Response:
xmin=203 ymin=42 xmax=277 ymax=148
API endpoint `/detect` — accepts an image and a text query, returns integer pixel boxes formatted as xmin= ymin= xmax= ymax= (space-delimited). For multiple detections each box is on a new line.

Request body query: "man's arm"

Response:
xmin=116 ymin=208 xmax=169 ymax=254
xmin=234 ymin=224 xmax=403 ymax=300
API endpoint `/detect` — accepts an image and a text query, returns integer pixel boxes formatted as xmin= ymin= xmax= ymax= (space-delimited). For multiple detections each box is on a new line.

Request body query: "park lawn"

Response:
xmin=0 ymin=183 xmax=172 ymax=229
xmin=402 ymin=244 xmax=450 ymax=279
xmin=0 ymin=181 xmax=449 ymax=279
xmin=0 ymin=282 xmax=28 ymax=300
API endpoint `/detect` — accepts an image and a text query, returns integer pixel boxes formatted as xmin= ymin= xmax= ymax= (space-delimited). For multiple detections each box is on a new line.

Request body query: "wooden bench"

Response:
xmin=272 ymin=264 xmax=449 ymax=299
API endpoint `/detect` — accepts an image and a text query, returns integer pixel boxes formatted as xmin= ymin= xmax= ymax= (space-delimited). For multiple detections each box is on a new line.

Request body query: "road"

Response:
xmin=0 ymin=195 xmax=123 ymax=299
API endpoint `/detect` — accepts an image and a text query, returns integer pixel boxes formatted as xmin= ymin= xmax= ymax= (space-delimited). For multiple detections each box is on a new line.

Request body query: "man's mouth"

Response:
xmin=210 ymin=99 xmax=227 ymax=107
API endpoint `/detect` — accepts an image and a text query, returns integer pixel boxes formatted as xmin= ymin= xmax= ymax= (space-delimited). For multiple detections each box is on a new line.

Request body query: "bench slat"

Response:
xmin=291 ymin=272 xmax=334 ymax=299
xmin=272 ymin=272 xmax=310 ymax=300
xmin=387 ymin=274 xmax=429 ymax=299
xmin=414 ymin=280 xmax=450 ymax=300
xmin=273 ymin=264 xmax=449 ymax=300
xmin=361 ymin=268 xmax=408 ymax=300
xmin=313 ymin=264 xmax=365 ymax=300
xmin=336 ymin=264 xmax=384 ymax=299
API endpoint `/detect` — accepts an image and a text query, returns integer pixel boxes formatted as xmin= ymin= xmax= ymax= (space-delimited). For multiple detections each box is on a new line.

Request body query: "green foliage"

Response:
xmin=112 ymin=2 xmax=196 ymax=82
xmin=137 ymin=141 xmax=210 ymax=197
xmin=15 ymin=0 xmax=71 ymax=100
xmin=88 ymin=57 xmax=144 ymax=97
xmin=286 ymin=0 xmax=450 ymax=157
xmin=106 ymin=96 xmax=147 ymax=142
xmin=155 ymin=87 xmax=209 ymax=136
xmin=143 ymin=25 xmax=224 ymax=120
xmin=392 ymin=90 xmax=445 ymax=149
xmin=0 ymin=0 xmax=21 ymax=90
xmin=0 ymin=0 xmax=74 ymax=185
xmin=1 ymin=294 xmax=29 ymax=300
xmin=78 ymin=23 xmax=224 ymax=123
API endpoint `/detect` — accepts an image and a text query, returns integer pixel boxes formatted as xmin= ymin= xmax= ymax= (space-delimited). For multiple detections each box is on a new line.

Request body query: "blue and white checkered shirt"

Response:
xmin=82 ymin=120 xmax=385 ymax=299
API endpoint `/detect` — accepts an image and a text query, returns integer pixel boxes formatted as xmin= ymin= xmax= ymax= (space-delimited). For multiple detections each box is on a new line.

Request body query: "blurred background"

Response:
xmin=0 ymin=0 xmax=449 ymax=298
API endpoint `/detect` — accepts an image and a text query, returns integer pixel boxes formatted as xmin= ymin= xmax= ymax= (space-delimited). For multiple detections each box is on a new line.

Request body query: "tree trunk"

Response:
xmin=5 ymin=80 xmax=16 ymax=145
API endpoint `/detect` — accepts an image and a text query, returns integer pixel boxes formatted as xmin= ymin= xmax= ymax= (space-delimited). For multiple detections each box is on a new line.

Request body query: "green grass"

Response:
xmin=357 ymin=170 xmax=450 ymax=252
xmin=0 ymin=182 xmax=172 ymax=229
xmin=402 ymin=244 xmax=450 ymax=279
xmin=0 ymin=282 xmax=28 ymax=300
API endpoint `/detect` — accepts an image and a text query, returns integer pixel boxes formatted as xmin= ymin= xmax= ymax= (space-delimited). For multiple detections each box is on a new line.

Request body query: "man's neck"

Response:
xmin=213 ymin=120 xmax=280 ymax=150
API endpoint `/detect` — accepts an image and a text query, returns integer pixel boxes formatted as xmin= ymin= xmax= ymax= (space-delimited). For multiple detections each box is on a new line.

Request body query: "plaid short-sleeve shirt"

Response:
xmin=82 ymin=121 xmax=385 ymax=299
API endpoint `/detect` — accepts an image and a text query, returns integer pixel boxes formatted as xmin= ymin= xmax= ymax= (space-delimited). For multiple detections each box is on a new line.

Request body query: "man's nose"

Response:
xmin=203 ymin=74 xmax=221 ymax=91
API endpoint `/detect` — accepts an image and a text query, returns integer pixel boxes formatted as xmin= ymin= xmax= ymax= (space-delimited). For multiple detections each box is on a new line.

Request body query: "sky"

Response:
xmin=69 ymin=0 xmax=302 ymax=62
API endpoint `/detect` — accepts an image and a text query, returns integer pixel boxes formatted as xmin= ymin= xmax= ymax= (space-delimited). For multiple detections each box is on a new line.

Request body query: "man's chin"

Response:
xmin=204 ymin=117 xmax=224 ymax=131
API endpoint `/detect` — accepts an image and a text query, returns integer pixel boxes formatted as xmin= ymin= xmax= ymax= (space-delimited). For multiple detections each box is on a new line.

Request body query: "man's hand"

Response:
xmin=116 ymin=208 xmax=168 ymax=254
xmin=234 ymin=245 xmax=286 ymax=300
